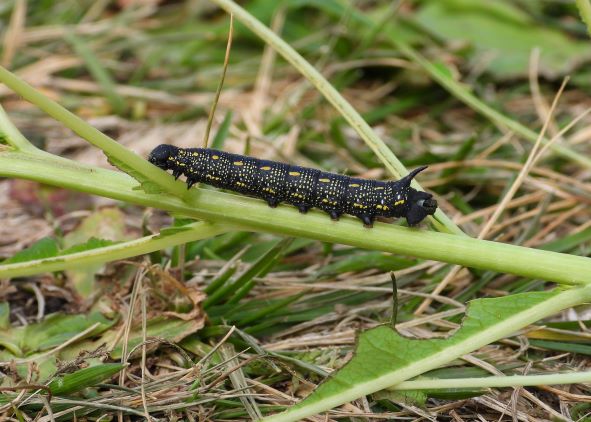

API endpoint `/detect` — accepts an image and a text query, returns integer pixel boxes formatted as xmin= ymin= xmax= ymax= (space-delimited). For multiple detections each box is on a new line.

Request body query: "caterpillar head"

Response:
xmin=392 ymin=166 xmax=438 ymax=226
xmin=148 ymin=144 xmax=178 ymax=170
xmin=406 ymin=189 xmax=437 ymax=226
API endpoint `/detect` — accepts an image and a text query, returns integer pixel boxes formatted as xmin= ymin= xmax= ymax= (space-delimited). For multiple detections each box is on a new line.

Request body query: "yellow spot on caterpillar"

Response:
xmin=261 ymin=166 xmax=271 ymax=171
xmin=354 ymin=203 xmax=367 ymax=209
xmin=212 ymin=155 xmax=219 ymax=160
xmin=349 ymin=183 xmax=360 ymax=187
xmin=263 ymin=187 xmax=276 ymax=194
xmin=376 ymin=204 xmax=383 ymax=210
xmin=192 ymin=152 xmax=199 ymax=156
xmin=289 ymin=171 xmax=300 ymax=176
xmin=394 ymin=200 xmax=405 ymax=206
xmin=319 ymin=178 xmax=330 ymax=183
xmin=168 ymin=157 xmax=174 ymax=160
xmin=291 ymin=193 xmax=303 ymax=198
xmin=236 ymin=181 xmax=246 ymax=187
xmin=322 ymin=198 xmax=329 ymax=203
xmin=375 ymin=186 xmax=384 ymax=190
xmin=234 ymin=161 xmax=243 ymax=166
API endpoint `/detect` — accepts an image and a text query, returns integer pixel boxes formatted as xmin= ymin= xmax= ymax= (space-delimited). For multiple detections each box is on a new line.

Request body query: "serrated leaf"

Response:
xmin=264 ymin=288 xmax=587 ymax=421
xmin=2 ymin=237 xmax=59 ymax=264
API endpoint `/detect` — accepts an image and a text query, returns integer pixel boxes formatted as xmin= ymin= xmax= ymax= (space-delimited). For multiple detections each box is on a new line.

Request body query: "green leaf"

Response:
xmin=263 ymin=287 xmax=591 ymax=421
xmin=2 ymin=237 xmax=59 ymax=264
xmin=48 ymin=363 xmax=125 ymax=395
xmin=415 ymin=0 xmax=591 ymax=79
xmin=21 ymin=312 xmax=114 ymax=354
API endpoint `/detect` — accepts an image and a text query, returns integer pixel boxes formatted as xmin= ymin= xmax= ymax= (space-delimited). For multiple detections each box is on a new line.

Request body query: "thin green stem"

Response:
xmin=2 ymin=149 xmax=591 ymax=286
xmin=208 ymin=0 xmax=463 ymax=236
xmin=0 ymin=222 xmax=229 ymax=279
xmin=0 ymin=65 xmax=186 ymax=197
xmin=391 ymin=371 xmax=591 ymax=390
xmin=0 ymin=103 xmax=38 ymax=152
xmin=576 ymin=0 xmax=591 ymax=37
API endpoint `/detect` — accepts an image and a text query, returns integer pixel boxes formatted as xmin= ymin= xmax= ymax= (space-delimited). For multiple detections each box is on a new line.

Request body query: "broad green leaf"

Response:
xmin=2 ymin=237 xmax=59 ymax=264
xmin=263 ymin=286 xmax=591 ymax=421
xmin=415 ymin=0 xmax=591 ymax=79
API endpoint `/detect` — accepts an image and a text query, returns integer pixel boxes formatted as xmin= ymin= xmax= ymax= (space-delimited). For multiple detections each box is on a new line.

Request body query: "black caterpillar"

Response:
xmin=148 ymin=144 xmax=437 ymax=227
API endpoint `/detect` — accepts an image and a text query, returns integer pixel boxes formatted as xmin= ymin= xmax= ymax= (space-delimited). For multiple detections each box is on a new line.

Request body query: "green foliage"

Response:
xmin=415 ymin=0 xmax=591 ymax=79
xmin=264 ymin=287 xmax=590 ymax=421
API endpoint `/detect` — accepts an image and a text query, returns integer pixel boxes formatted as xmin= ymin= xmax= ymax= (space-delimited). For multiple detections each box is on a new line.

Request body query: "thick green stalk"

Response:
xmin=0 ymin=222 xmax=229 ymax=279
xmin=2 ymin=149 xmax=591 ymax=286
xmin=208 ymin=0 xmax=463 ymax=236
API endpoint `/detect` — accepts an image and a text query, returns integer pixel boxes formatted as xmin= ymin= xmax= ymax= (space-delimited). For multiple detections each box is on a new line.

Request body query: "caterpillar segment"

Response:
xmin=148 ymin=144 xmax=438 ymax=227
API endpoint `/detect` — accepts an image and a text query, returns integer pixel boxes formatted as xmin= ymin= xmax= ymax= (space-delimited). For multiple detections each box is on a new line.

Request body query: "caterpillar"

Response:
xmin=148 ymin=144 xmax=437 ymax=227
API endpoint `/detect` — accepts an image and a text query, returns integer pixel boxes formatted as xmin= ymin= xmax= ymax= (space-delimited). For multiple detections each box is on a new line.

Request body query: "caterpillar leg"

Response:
xmin=266 ymin=198 xmax=280 ymax=208
xmin=172 ymin=169 xmax=183 ymax=180
xmin=329 ymin=210 xmax=341 ymax=221
xmin=187 ymin=178 xmax=197 ymax=189
xmin=360 ymin=214 xmax=374 ymax=228
xmin=298 ymin=204 xmax=311 ymax=214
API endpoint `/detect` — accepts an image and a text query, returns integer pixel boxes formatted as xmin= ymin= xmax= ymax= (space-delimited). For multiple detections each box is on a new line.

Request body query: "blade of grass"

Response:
xmin=208 ymin=0 xmax=463 ymax=236
xmin=203 ymin=14 xmax=233 ymax=148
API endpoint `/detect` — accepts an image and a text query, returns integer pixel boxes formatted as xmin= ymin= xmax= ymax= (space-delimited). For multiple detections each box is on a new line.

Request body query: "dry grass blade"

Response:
xmin=203 ymin=14 xmax=234 ymax=148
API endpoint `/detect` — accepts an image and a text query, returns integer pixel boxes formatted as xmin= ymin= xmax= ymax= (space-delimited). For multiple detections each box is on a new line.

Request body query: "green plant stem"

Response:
xmin=0 ymin=65 xmax=186 ymax=197
xmin=391 ymin=371 xmax=591 ymax=390
xmin=2 ymin=149 xmax=591 ymax=286
xmin=208 ymin=0 xmax=463 ymax=236
xmin=576 ymin=0 xmax=591 ymax=37
xmin=0 ymin=222 xmax=229 ymax=279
